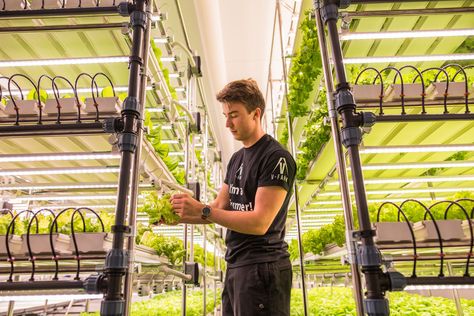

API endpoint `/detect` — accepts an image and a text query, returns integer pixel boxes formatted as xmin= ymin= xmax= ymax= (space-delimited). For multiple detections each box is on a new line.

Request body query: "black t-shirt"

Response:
xmin=223 ymin=134 xmax=296 ymax=268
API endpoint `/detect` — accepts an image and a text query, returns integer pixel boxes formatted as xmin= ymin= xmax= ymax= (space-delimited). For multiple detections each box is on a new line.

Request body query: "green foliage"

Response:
xmin=172 ymin=168 xmax=186 ymax=185
xmin=422 ymin=151 xmax=468 ymax=176
xmin=150 ymin=40 xmax=177 ymax=100
xmin=81 ymin=289 xmax=221 ymax=316
xmin=139 ymin=231 xmax=185 ymax=265
xmin=139 ymin=191 xmax=180 ymax=225
xmin=298 ymin=192 xmax=474 ymax=256
xmin=288 ymin=239 xmax=300 ymax=262
xmin=193 ymin=243 xmax=215 ymax=267
xmin=100 ymin=86 xmax=115 ymax=98
xmin=279 ymin=124 xmax=289 ymax=148
xmin=26 ymin=89 xmax=48 ymax=103
xmin=290 ymin=287 xmax=474 ymax=315
xmin=287 ymin=11 xmax=322 ymax=118
xmin=296 ymin=89 xmax=331 ymax=180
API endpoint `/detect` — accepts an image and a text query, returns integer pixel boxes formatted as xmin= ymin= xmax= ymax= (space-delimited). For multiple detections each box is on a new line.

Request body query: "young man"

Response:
xmin=170 ymin=78 xmax=296 ymax=316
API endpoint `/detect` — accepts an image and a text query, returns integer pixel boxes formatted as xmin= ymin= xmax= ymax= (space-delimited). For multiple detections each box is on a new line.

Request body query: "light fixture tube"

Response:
xmin=309 ymin=197 xmax=435 ymax=206
xmin=360 ymin=144 xmax=474 ymax=154
xmin=0 ymin=294 xmax=103 ymax=302
xmin=160 ymin=57 xmax=177 ymax=62
xmin=0 ymin=182 xmax=153 ymax=191
xmin=343 ymin=53 xmax=474 ymax=64
xmin=340 ymin=28 xmax=474 ymax=41
xmin=319 ymin=187 xmax=474 ymax=197
xmin=169 ymin=152 xmax=185 ymax=156
xmin=0 ymin=152 xmax=120 ymax=163
xmin=0 ymin=166 xmax=120 ymax=177
xmin=146 ymin=108 xmax=164 ymax=113
xmin=405 ymin=284 xmax=474 ymax=291
xmin=11 ymin=194 xmax=121 ymax=202
xmin=328 ymin=175 xmax=474 ymax=186
xmin=168 ymin=73 xmax=181 ymax=78
xmin=161 ymin=140 xmax=179 ymax=144
xmin=360 ymin=161 xmax=474 ymax=170
xmin=0 ymin=56 xmax=128 ymax=68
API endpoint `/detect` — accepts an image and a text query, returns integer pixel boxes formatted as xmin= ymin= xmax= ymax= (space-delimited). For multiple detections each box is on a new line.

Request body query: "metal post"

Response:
xmin=447 ymin=263 xmax=464 ymax=316
xmin=6 ymin=300 xmax=14 ymax=316
xmin=315 ymin=7 xmax=365 ymax=316
xmin=123 ymin=0 xmax=153 ymax=315
xmin=202 ymin=115 xmax=210 ymax=315
xmin=100 ymin=0 xmax=148 ymax=315
xmin=315 ymin=1 xmax=406 ymax=315
xmin=276 ymin=1 xmax=308 ymax=315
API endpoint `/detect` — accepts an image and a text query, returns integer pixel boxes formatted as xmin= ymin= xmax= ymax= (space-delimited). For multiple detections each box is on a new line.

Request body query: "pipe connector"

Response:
xmin=388 ymin=271 xmax=407 ymax=291
xmin=100 ymin=299 xmax=125 ymax=316
xmin=105 ymin=248 xmax=129 ymax=271
xmin=131 ymin=11 xmax=147 ymax=29
xmin=341 ymin=126 xmax=361 ymax=147
xmin=364 ymin=298 xmax=389 ymax=316
xmin=357 ymin=244 xmax=383 ymax=267
xmin=118 ymin=133 xmax=138 ymax=153
xmin=321 ymin=3 xmax=339 ymax=23
xmin=84 ymin=274 xmax=107 ymax=294
xmin=335 ymin=89 xmax=355 ymax=113
xmin=122 ymin=96 xmax=140 ymax=117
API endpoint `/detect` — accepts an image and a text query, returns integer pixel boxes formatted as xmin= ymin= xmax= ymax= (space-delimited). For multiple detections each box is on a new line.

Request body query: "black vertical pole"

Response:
xmin=100 ymin=0 xmax=148 ymax=315
xmin=314 ymin=1 xmax=392 ymax=315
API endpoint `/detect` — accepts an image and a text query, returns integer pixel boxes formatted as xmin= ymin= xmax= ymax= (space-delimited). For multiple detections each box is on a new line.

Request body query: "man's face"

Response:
xmin=222 ymin=102 xmax=258 ymax=142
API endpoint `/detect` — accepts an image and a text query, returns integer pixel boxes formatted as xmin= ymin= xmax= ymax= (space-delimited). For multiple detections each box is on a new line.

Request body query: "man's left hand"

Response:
xmin=170 ymin=193 xmax=204 ymax=222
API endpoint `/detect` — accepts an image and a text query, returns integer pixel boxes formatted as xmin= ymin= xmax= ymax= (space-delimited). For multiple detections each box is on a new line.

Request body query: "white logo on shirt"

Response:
xmin=271 ymin=157 xmax=289 ymax=182
xmin=235 ymin=163 xmax=243 ymax=180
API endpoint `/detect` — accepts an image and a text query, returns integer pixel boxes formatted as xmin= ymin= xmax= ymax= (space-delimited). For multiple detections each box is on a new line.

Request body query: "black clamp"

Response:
xmin=101 ymin=300 xmax=125 ymax=316
xmin=104 ymin=248 xmax=129 ymax=271
xmin=111 ymin=224 xmax=132 ymax=234
xmin=122 ymin=96 xmax=141 ymax=117
xmin=103 ymin=118 xmax=124 ymax=133
xmin=129 ymin=55 xmax=143 ymax=67
xmin=335 ymin=89 xmax=355 ymax=113
xmin=364 ymin=298 xmax=389 ymax=316
xmin=187 ymin=182 xmax=200 ymax=201
xmin=118 ymin=1 xmax=133 ymax=17
xmin=191 ymin=56 xmax=202 ymax=77
xmin=188 ymin=112 xmax=202 ymax=134
xmin=83 ymin=273 xmax=107 ymax=294
xmin=320 ymin=2 xmax=339 ymax=23
xmin=118 ymin=133 xmax=138 ymax=153
xmin=341 ymin=127 xmax=361 ymax=148
xmin=131 ymin=11 xmax=147 ymax=29
xmin=352 ymin=229 xmax=376 ymax=240
xmin=185 ymin=262 xmax=200 ymax=286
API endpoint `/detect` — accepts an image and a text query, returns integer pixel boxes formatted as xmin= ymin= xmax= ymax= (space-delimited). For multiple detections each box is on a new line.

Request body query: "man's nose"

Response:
xmin=226 ymin=118 xmax=232 ymax=128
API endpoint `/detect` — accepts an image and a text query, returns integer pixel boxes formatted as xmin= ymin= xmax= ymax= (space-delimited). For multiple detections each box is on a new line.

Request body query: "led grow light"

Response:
xmin=0 ymin=294 xmax=103 ymax=302
xmin=160 ymin=57 xmax=177 ymax=62
xmin=146 ymin=108 xmax=164 ymax=113
xmin=405 ymin=284 xmax=474 ymax=290
xmin=359 ymin=161 xmax=474 ymax=171
xmin=10 ymin=194 xmax=122 ymax=202
xmin=343 ymin=53 xmax=474 ymax=64
xmin=0 ymin=56 xmax=128 ymax=68
xmin=360 ymin=144 xmax=474 ymax=154
xmin=308 ymin=197 xmax=435 ymax=206
xmin=169 ymin=152 xmax=185 ymax=156
xmin=0 ymin=182 xmax=153 ymax=191
xmin=161 ymin=140 xmax=179 ymax=144
xmin=327 ymin=175 xmax=474 ymax=186
xmin=319 ymin=187 xmax=474 ymax=197
xmin=0 ymin=166 xmax=120 ymax=177
xmin=340 ymin=28 xmax=474 ymax=40
xmin=0 ymin=152 xmax=120 ymax=163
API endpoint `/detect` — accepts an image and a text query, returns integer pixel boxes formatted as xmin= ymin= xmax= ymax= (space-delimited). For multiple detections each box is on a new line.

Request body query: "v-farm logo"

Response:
xmin=235 ymin=163 xmax=243 ymax=180
xmin=271 ymin=157 xmax=288 ymax=182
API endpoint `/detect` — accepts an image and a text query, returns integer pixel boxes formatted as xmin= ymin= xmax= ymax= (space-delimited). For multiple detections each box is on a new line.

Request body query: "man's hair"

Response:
xmin=216 ymin=78 xmax=265 ymax=117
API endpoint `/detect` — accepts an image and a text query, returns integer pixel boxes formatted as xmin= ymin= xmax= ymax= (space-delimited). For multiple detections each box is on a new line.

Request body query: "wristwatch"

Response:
xmin=201 ymin=205 xmax=212 ymax=220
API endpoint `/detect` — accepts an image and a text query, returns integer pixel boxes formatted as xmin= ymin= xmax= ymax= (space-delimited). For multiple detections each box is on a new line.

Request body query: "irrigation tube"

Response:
xmin=315 ymin=8 xmax=364 ymax=316
xmin=123 ymin=0 xmax=153 ymax=315
xmin=276 ymin=1 xmax=308 ymax=315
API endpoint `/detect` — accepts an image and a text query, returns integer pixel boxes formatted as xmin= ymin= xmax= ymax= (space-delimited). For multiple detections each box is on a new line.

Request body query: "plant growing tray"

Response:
xmin=44 ymin=98 xmax=85 ymax=115
xmin=413 ymin=219 xmax=465 ymax=242
xmin=20 ymin=233 xmax=71 ymax=255
xmin=84 ymin=96 xmax=122 ymax=114
xmin=384 ymin=83 xmax=424 ymax=102
xmin=351 ymin=85 xmax=384 ymax=103
xmin=0 ymin=235 xmax=23 ymax=255
xmin=373 ymin=221 xmax=414 ymax=244
xmin=426 ymin=82 xmax=472 ymax=100
xmin=3 ymin=0 xmax=29 ymax=10
xmin=30 ymin=0 xmax=63 ymax=9
xmin=64 ymin=0 xmax=97 ymax=8
xmin=69 ymin=232 xmax=110 ymax=253
xmin=4 ymin=99 xmax=39 ymax=116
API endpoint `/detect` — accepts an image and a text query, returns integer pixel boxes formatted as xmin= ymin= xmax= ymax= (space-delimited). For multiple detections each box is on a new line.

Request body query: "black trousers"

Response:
xmin=222 ymin=260 xmax=292 ymax=316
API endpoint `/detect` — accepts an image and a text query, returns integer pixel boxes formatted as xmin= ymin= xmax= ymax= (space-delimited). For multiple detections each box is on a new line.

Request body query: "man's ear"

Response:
xmin=254 ymin=108 xmax=261 ymax=120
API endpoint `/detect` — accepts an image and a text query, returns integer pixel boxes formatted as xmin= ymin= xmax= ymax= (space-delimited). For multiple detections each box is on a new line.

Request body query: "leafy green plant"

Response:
xmin=139 ymin=191 xmax=180 ymax=225
xmin=287 ymin=11 xmax=322 ymax=118
xmin=150 ymin=40 xmax=177 ymax=100
xmin=139 ymin=231 xmax=185 ymax=265
xmin=296 ymin=88 xmax=331 ymax=180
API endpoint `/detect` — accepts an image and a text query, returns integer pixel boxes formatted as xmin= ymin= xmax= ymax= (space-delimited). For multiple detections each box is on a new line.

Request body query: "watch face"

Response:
xmin=202 ymin=206 xmax=211 ymax=218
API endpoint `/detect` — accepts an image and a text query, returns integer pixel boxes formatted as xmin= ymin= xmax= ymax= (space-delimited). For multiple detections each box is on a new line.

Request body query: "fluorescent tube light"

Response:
xmin=302 ymin=213 xmax=341 ymax=218
xmin=303 ymin=208 xmax=344 ymax=212
xmin=168 ymin=73 xmax=182 ymax=78
xmin=161 ymin=140 xmax=179 ymax=144
xmin=360 ymin=161 xmax=474 ymax=170
xmin=405 ymin=284 xmax=474 ymax=291
xmin=0 ymin=56 xmax=128 ymax=68
xmin=0 ymin=152 xmax=120 ymax=163
xmin=160 ymin=57 xmax=177 ymax=62
xmin=0 ymin=182 xmax=153 ymax=191
xmin=169 ymin=152 xmax=185 ymax=156
xmin=319 ymin=187 xmax=474 ymax=197
xmin=309 ymin=197 xmax=435 ymax=206
xmin=160 ymin=125 xmax=173 ymax=130
xmin=0 ymin=294 xmax=103 ymax=302
xmin=178 ymin=100 xmax=187 ymax=105
xmin=175 ymin=87 xmax=186 ymax=92
xmin=328 ymin=175 xmax=474 ymax=186
xmin=340 ymin=28 xmax=474 ymax=40
xmin=0 ymin=166 xmax=120 ymax=177
xmin=154 ymin=38 xmax=170 ymax=44
xmin=31 ymin=204 xmax=142 ymax=209
xmin=178 ymin=162 xmax=185 ymax=166
xmin=360 ymin=144 xmax=474 ymax=154
xmin=343 ymin=53 xmax=474 ymax=64
xmin=146 ymin=108 xmax=164 ymax=113
xmin=11 ymin=194 xmax=120 ymax=202
xmin=8 ymin=86 xmax=153 ymax=97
